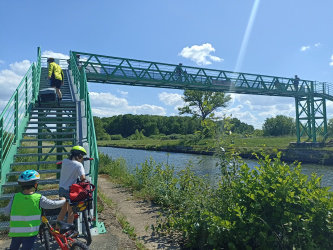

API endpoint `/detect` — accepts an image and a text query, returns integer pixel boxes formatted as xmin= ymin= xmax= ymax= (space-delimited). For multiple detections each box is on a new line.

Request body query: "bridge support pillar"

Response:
xmin=295 ymin=96 xmax=327 ymax=143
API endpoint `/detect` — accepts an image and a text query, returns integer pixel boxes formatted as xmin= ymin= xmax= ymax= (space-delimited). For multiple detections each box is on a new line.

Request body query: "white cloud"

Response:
xmin=225 ymin=94 xmax=296 ymax=129
xmin=215 ymin=104 xmax=259 ymax=128
xmin=159 ymin=92 xmax=183 ymax=106
xmin=0 ymin=60 xmax=4 ymax=64
xmin=117 ymin=89 xmax=128 ymax=97
xmin=300 ymin=46 xmax=310 ymax=51
xmin=159 ymin=92 xmax=185 ymax=114
xmin=41 ymin=50 xmax=69 ymax=59
xmin=89 ymin=91 xmax=166 ymax=117
xmin=0 ymin=60 xmax=32 ymax=111
xmin=257 ymin=104 xmax=294 ymax=118
xmin=330 ymin=55 xmax=333 ymax=66
xmin=178 ymin=43 xmax=223 ymax=65
xmin=314 ymin=43 xmax=321 ymax=47
xmin=9 ymin=60 xmax=31 ymax=75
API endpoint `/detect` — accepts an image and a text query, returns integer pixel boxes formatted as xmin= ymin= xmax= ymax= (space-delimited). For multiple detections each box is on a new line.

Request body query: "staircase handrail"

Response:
xmin=69 ymin=51 xmax=99 ymax=227
xmin=0 ymin=47 xmax=41 ymax=185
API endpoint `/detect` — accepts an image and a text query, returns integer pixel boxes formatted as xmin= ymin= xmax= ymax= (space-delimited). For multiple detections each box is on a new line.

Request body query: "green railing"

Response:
xmin=69 ymin=51 xmax=100 ymax=230
xmin=68 ymin=52 xmax=333 ymax=98
xmin=0 ymin=48 xmax=41 ymax=185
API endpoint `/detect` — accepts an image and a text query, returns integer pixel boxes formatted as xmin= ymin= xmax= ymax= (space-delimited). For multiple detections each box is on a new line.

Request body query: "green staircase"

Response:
xmin=0 ymin=48 xmax=105 ymax=234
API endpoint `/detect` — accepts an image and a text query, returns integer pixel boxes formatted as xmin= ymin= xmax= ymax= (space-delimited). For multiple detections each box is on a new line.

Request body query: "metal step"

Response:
xmin=30 ymin=111 xmax=76 ymax=115
xmin=3 ymin=179 xmax=59 ymax=188
xmin=15 ymin=152 xmax=69 ymax=157
xmin=18 ymin=145 xmax=74 ymax=150
xmin=20 ymin=138 xmax=74 ymax=142
xmin=7 ymin=169 xmax=61 ymax=176
xmin=33 ymin=106 xmax=76 ymax=111
xmin=28 ymin=121 xmax=76 ymax=124
xmin=10 ymin=160 xmax=59 ymax=166
xmin=0 ymin=189 xmax=59 ymax=200
xmin=34 ymin=102 xmax=76 ymax=107
xmin=29 ymin=117 xmax=76 ymax=121
xmin=23 ymin=132 xmax=75 ymax=136
xmin=24 ymin=126 xmax=76 ymax=130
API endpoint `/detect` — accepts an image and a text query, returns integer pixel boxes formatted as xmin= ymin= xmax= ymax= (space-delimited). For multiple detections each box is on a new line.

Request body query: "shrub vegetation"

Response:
xmin=99 ymin=150 xmax=333 ymax=249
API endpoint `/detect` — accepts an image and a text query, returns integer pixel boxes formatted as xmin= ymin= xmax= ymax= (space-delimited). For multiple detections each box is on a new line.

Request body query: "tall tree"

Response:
xmin=178 ymin=90 xmax=231 ymax=121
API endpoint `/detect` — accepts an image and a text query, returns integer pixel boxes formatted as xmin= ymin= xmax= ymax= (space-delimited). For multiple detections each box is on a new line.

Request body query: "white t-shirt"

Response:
xmin=59 ymin=158 xmax=85 ymax=190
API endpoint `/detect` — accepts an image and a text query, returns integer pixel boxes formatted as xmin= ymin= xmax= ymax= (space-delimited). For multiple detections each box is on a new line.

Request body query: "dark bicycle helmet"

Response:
xmin=18 ymin=170 xmax=40 ymax=187
xmin=71 ymin=145 xmax=87 ymax=156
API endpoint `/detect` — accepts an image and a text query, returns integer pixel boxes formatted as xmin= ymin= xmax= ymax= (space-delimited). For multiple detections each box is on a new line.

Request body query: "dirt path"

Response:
xmin=98 ymin=174 xmax=180 ymax=249
xmin=0 ymin=175 xmax=181 ymax=249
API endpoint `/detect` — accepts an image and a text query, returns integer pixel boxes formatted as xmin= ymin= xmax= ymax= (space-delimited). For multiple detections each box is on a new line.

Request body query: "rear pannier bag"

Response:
xmin=38 ymin=88 xmax=59 ymax=106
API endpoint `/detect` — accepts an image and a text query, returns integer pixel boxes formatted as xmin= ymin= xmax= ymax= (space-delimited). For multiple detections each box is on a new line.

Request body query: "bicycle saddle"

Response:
xmin=56 ymin=220 xmax=75 ymax=234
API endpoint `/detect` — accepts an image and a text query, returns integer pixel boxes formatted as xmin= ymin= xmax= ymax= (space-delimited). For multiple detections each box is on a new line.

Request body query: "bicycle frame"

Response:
xmin=41 ymin=215 xmax=78 ymax=250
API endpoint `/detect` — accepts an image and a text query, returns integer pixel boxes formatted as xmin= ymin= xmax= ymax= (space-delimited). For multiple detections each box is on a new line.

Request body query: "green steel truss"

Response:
xmin=72 ymin=51 xmax=333 ymax=143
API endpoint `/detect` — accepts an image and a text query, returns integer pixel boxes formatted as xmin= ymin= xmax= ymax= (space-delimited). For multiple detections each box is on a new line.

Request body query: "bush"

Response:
xmin=98 ymin=150 xmax=333 ymax=249
xmin=110 ymin=134 xmax=123 ymax=140
xmin=127 ymin=129 xmax=146 ymax=140
xmin=154 ymin=152 xmax=333 ymax=249
xmin=98 ymin=152 xmax=134 ymax=186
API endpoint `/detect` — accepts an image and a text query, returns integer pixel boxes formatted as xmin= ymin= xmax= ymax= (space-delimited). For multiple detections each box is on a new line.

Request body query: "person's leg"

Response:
xmin=67 ymin=204 xmax=74 ymax=223
xmin=21 ymin=235 xmax=37 ymax=250
xmin=9 ymin=237 xmax=22 ymax=250
xmin=55 ymin=79 xmax=62 ymax=99
xmin=57 ymin=198 xmax=68 ymax=222
xmin=56 ymin=88 xmax=62 ymax=99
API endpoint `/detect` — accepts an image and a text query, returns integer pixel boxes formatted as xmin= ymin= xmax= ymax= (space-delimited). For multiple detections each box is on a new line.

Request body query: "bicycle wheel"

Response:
xmin=40 ymin=224 xmax=51 ymax=250
xmin=82 ymin=209 xmax=92 ymax=246
xmin=69 ymin=240 xmax=89 ymax=250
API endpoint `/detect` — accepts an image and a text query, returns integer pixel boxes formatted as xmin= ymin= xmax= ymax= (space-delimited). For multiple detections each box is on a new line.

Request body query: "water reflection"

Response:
xmin=98 ymin=147 xmax=333 ymax=188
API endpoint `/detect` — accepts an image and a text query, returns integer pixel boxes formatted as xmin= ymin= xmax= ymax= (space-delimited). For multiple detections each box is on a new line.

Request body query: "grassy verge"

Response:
xmin=97 ymin=136 xmax=297 ymax=151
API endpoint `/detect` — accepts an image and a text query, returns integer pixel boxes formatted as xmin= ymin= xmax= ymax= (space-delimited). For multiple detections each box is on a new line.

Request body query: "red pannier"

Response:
xmin=69 ymin=181 xmax=95 ymax=202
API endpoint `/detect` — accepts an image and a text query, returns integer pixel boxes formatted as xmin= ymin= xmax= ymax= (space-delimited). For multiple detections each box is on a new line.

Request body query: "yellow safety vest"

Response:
xmin=9 ymin=193 xmax=42 ymax=237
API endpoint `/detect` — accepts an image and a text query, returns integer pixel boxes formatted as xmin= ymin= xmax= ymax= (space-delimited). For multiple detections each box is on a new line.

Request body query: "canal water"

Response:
xmin=98 ymin=147 xmax=333 ymax=188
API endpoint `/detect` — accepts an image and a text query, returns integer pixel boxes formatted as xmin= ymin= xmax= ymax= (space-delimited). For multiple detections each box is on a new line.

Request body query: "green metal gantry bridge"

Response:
xmin=0 ymin=47 xmax=331 ymax=235
xmin=74 ymin=51 xmax=333 ymax=143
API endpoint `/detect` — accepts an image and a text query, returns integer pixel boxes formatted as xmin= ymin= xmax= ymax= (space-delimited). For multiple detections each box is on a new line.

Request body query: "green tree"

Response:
xmin=262 ymin=115 xmax=296 ymax=136
xmin=93 ymin=116 xmax=110 ymax=140
xmin=220 ymin=117 xmax=254 ymax=135
xmin=178 ymin=90 xmax=231 ymax=121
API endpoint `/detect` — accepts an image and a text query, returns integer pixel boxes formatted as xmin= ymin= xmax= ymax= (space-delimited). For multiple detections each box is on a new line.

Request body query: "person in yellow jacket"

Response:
xmin=47 ymin=57 xmax=64 ymax=100
xmin=4 ymin=170 xmax=65 ymax=250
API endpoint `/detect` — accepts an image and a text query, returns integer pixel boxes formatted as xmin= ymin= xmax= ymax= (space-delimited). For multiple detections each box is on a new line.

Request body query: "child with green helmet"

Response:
xmin=57 ymin=145 xmax=87 ymax=225
xmin=4 ymin=169 xmax=65 ymax=250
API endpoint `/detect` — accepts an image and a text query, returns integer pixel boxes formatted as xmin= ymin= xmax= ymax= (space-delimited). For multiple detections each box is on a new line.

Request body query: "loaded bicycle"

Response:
xmin=39 ymin=157 xmax=95 ymax=249
xmin=39 ymin=209 xmax=89 ymax=250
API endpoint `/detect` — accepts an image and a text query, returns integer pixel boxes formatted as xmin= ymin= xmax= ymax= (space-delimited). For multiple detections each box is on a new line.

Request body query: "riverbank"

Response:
xmin=97 ymin=147 xmax=333 ymax=249
xmin=98 ymin=138 xmax=333 ymax=165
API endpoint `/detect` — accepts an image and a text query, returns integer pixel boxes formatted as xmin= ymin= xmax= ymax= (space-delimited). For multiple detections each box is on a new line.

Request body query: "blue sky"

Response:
xmin=1 ymin=0 xmax=333 ymax=129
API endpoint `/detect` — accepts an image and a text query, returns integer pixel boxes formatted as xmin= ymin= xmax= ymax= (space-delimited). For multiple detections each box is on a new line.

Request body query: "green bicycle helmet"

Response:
xmin=71 ymin=145 xmax=87 ymax=155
